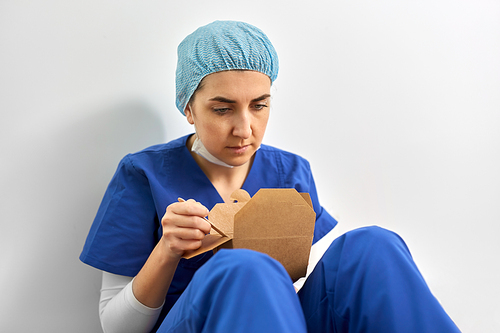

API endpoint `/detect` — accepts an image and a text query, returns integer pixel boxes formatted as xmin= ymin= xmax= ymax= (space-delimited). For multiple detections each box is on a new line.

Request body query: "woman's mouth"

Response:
xmin=227 ymin=145 xmax=250 ymax=154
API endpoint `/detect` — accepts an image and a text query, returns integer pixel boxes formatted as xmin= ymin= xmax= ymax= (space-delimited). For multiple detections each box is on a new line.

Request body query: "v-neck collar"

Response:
xmin=180 ymin=134 xmax=262 ymax=203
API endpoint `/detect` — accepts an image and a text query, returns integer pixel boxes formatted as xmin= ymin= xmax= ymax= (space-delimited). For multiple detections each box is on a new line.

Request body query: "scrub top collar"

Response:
xmin=180 ymin=134 xmax=263 ymax=202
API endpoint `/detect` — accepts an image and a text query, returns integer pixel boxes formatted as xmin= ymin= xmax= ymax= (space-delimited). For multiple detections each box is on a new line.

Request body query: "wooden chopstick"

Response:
xmin=177 ymin=197 xmax=227 ymax=237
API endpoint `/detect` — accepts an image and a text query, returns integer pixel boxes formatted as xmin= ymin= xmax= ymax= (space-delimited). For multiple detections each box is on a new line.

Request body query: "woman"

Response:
xmin=80 ymin=21 xmax=460 ymax=332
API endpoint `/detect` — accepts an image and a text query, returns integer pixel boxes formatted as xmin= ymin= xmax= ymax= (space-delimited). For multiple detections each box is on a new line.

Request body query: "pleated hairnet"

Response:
xmin=175 ymin=20 xmax=279 ymax=115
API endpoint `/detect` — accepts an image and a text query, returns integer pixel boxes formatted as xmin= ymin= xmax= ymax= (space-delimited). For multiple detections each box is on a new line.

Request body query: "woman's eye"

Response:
xmin=253 ymin=104 xmax=268 ymax=110
xmin=213 ymin=108 xmax=230 ymax=114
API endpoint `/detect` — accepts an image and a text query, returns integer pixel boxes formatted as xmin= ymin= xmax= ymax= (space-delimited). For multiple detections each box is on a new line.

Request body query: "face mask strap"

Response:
xmin=191 ymin=131 xmax=235 ymax=168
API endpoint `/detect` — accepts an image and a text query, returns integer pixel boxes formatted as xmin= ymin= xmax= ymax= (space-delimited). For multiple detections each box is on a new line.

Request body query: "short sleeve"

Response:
xmin=301 ymin=163 xmax=338 ymax=243
xmin=80 ymin=155 xmax=159 ymax=276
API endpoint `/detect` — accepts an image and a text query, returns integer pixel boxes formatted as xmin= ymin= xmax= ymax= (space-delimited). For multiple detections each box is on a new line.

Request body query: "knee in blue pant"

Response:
xmin=187 ymin=248 xmax=296 ymax=314
xmin=339 ymin=225 xmax=406 ymax=252
xmin=322 ymin=225 xmax=417 ymax=303
xmin=300 ymin=226 xmax=410 ymax=331
xmin=322 ymin=226 xmax=410 ymax=273
xmin=162 ymin=249 xmax=306 ymax=333
xmin=208 ymin=248 xmax=291 ymax=285
xmin=308 ymin=226 xmax=459 ymax=333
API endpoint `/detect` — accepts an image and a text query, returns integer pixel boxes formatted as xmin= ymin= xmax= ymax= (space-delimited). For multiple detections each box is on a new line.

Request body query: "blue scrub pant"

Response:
xmin=158 ymin=226 xmax=461 ymax=332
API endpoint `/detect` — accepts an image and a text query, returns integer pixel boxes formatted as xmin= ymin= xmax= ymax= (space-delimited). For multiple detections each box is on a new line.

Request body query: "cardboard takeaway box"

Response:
xmin=183 ymin=188 xmax=316 ymax=281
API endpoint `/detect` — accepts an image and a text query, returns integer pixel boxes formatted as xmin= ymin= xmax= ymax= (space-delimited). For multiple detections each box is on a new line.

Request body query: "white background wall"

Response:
xmin=1 ymin=1 xmax=498 ymax=332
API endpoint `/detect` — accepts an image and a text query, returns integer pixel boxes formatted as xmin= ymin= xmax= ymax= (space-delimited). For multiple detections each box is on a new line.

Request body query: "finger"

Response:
xmin=165 ymin=214 xmax=211 ymax=233
xmin=170 ymin=200 xmax=209 ymax=218
xmin=168 ymin=224 xmax=207 ymax=241
xmin=168 ymin=238 xmax=203 ymax=254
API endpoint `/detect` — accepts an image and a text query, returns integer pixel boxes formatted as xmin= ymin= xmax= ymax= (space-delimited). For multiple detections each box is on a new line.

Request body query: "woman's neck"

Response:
xmin=186 ymin=135 xmax=253 ymax=202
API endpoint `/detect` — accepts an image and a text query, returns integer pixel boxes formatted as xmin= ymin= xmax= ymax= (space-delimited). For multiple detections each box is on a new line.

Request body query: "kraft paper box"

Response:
xmin=183 ymin=188 xmax=316 ymax=281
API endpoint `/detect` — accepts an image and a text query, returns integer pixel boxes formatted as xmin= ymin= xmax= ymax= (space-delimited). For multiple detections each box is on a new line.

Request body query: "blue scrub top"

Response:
xmin=80 ymin=134 xmax=337 ymax=314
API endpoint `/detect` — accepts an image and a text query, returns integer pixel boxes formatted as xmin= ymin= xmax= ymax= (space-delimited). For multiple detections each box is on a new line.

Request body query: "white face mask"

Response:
xmin=191 ymin=134 xmax=234 ymax=168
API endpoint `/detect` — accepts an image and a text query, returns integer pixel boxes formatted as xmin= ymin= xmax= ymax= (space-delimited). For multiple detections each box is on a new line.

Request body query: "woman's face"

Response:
xmin=185 ymin=70 xmax=271 ymax=167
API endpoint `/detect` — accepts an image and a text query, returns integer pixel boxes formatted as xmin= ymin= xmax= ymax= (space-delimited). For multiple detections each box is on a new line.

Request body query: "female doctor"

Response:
xmin=80 ymin=20 xmax=460 ymax=333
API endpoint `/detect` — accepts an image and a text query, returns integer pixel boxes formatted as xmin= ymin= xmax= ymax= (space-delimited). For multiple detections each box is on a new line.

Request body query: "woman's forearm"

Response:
xmin=132 ymin=239 xmax=181 ymax=308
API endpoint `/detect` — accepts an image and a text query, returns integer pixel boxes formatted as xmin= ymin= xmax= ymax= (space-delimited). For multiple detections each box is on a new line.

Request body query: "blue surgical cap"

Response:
xmin=175 ymin=20 xmax=279 ymax=115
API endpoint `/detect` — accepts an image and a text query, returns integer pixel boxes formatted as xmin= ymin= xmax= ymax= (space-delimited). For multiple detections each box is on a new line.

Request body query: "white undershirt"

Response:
xmin=99 ymin=272 xmax=163 ymax=333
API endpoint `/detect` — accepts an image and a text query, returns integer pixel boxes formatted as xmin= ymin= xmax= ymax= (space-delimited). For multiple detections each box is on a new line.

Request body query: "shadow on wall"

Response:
xmin=64 ymin=100 xmax=167 ymax=195
xmin=62 ymin=101 xmax=167 ymax=332
xmin=2 ymin=100 xmax=165 ymax=332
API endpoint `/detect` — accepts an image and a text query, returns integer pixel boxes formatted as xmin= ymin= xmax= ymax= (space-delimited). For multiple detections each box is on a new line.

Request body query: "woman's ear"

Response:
xmin=185 ymin=105 xmax=195 ymax=125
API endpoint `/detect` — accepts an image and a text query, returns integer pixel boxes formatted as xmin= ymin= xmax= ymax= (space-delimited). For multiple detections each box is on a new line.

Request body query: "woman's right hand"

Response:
xmin=132 ymin=199 xmax=210 ymax=309
xmin=160 ymin=199 xmax=211 ymax=259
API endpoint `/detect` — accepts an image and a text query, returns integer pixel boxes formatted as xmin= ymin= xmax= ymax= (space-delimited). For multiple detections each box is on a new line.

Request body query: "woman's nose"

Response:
xmin=232 ymin=110 xmax=252 ymax=139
